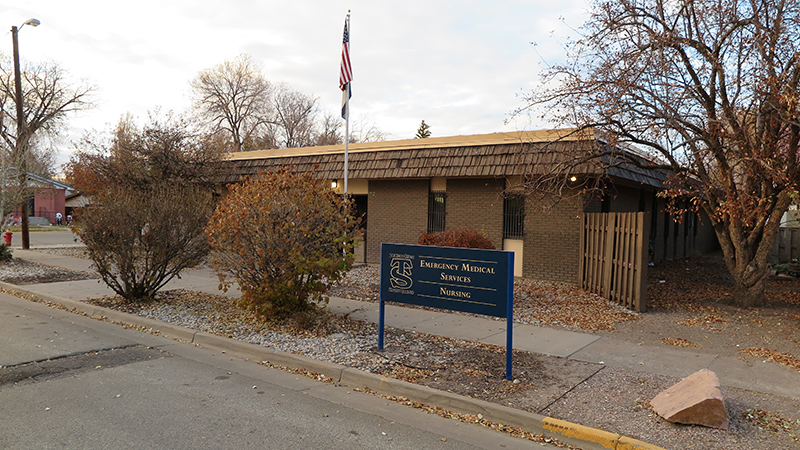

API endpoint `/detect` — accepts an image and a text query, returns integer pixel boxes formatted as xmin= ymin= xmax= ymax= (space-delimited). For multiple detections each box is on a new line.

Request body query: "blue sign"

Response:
xmin=379 ymin=243 xmax=515 ymax=380
xmin=380 ymin=243 xmax=513 ymax=317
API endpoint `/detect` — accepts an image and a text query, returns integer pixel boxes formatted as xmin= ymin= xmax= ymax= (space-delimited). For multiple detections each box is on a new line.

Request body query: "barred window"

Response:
xmin=427 ymin=191 xmax=446 ymax=233
xmin=503 ymin=195 xmax=525 ymax=239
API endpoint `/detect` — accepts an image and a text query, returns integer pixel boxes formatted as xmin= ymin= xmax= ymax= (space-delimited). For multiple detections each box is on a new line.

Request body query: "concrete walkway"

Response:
xmin=11 ymin=248 xmax=800 ymax=400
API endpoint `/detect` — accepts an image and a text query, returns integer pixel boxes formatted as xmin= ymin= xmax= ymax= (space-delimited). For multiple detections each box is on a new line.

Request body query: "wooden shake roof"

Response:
xmin=220 ymin=128 xmax=666 ymax=188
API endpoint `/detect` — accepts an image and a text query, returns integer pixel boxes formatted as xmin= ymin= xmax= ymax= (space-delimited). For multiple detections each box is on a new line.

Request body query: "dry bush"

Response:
xmin=205 ymin=168 xmax=357 ymax=319
xmin=77 ymin=185 xmax=212 ymax=300
xmin=418 ymin=228 xmax=495 ymax=249
xmin=67 ymin=113 xmax=222 ymax=301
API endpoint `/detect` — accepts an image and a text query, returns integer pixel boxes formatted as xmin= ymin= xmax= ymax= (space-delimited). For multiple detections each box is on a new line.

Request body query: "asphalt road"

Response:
xmin=0 ymin=293 xmax=543 ymax=450
xmin=5 ymin=229 xmax=80 ymax=248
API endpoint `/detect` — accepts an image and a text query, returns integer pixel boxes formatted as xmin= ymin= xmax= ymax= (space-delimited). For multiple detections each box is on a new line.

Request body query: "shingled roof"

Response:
xmin=221 ymin=128 xmax=667 ymax=188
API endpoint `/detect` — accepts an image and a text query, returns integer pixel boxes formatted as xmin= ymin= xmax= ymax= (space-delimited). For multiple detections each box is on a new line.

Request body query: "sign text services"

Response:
xmin=379 ymin=243 xmax=515 ymax=379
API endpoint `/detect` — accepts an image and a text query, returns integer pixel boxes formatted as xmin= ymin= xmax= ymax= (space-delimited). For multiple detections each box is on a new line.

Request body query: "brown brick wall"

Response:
xmin=445 ymin=178 xmax=504 ymax=249
xmin=364 ymin=178 xmax=716 ymax=281
xmin=523 ymin=195 xmax=583 ymax=283
xmin=366 ymin=180 xmax=428 ymax=263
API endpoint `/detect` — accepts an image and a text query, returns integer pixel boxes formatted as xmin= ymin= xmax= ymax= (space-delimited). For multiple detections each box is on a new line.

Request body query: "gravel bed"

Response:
xmin=32 ymin=247 xmax=89 ymax=259
xmin=0 ymin=258 xmax=98 ymax=285
xmin=87 ymin=290 xmax=400 ymax=373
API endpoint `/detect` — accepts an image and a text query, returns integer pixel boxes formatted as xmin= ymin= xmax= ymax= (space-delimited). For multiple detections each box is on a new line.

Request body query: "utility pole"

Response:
xmin=11 ymin=19 xmax=39 ymax=249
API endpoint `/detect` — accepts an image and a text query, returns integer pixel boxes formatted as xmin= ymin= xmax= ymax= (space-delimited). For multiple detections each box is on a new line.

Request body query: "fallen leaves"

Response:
xmin=740 ymin=347 xmax=800 ymax=372
xmin=353 ymin=387 xmax=581 ymax=449
xmin=743 ymin=408 xmax=800 ymax=443
xmin=381 ymin=365 xmax=436 ymax=383
xmin=678 ymin=313 xmax=727 ymax=331
xmin=647 ymin=259 xmax=733 ymax=311
xmin=257 ymin=360 xmax=336 ymax=383
xmin=461 ymin=368 xmax=492 ymax=377
xmin=660 ymin=337 xmax=701 ymax=348
xmin=514 ymin=279 xmax=639 ymax=331
xmin=768 ymin=289 xmax=800 ymax=305
xmin=331 ymin=266 xmax=639 ymax=331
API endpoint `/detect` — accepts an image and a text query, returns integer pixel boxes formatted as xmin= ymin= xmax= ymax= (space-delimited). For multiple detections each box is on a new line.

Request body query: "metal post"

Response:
xmin=11 ymin=25 xmax=29 ymax=250
xmin=506 ymin=252 xmax=514 ymax=381
xmin=378 ymin=294 xmax=385 ymax=350
xmin=344 ymin=85 xmax=349 ymax=195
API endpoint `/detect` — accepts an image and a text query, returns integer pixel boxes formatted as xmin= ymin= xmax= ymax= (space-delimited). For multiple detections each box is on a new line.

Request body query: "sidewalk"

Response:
xmin=13 ymin=249 xmax=800 ymax=400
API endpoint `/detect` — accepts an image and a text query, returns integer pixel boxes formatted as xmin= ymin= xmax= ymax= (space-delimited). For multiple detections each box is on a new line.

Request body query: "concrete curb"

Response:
xmin=1 ymin=281 xmax=666 ymax=450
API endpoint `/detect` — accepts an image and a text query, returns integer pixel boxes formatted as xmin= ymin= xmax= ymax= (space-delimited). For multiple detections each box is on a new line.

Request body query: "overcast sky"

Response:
xmin=1 ymin=0 xmax=590 ymax=169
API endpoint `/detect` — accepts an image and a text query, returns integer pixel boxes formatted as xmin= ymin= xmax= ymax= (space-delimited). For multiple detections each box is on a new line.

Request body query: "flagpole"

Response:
xmin=344 ymin=88 xmax=349 ymax=194
xmin=340 ymin=11 xmax=352 ymax=196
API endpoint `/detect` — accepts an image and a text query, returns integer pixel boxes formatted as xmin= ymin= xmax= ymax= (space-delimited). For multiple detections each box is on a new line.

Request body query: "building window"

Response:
xmin=427 ymin=191 xmax=446 ymax=233
xmin=503 ymin=194 xmax=525 ymax=239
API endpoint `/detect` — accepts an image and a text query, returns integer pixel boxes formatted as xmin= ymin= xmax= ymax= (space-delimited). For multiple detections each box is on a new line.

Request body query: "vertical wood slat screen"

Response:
xmin=771 ymin=227 xmax=800 ymax=264
xmin=579 ymin=212 xmax=650 ymax=312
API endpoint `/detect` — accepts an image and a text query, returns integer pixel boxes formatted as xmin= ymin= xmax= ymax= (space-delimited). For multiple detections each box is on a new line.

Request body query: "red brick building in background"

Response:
xmin=13 ymin=174 xmax=75 ymax=225
xmin=222 ymin=129 xmax=718 ymax=284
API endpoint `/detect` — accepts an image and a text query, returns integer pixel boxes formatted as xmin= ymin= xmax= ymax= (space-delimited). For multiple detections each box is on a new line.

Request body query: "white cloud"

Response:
xmin=0 ymin=0 xmax=589 ymax=169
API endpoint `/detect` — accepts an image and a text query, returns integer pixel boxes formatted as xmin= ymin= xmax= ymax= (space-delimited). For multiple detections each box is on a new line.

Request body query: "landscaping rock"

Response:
xmin=649 ymin=368 xmax=729 ymax=429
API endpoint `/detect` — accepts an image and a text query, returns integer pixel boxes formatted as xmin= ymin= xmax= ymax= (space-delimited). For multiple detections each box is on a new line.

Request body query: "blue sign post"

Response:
xmin=379 ymin=243 xmax=515 ymax=380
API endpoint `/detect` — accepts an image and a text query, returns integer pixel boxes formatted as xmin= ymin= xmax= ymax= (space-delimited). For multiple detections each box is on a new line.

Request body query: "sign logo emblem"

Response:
xmin=389 ymin=257 xmax=413 ymax=290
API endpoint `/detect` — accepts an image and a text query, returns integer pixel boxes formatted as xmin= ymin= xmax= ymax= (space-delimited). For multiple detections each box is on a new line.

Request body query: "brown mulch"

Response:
xmin=329 ymin=266 xmax=641 ymax=331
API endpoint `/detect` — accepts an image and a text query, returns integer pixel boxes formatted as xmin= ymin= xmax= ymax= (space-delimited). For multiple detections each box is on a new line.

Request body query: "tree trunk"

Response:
xmin=713 ymin=220 xmax=775 ymax=309
xmin=717 ymin=245 xmax=771 ymax=308
xmin=731 ymin=269 xmax=767 ymax=308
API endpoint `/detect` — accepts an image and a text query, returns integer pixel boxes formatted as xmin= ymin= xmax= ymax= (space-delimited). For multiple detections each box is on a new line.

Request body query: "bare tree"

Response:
xmin=520 ymin=0 xmax=800 ymax=307
xmin=191 ymin=53 xmax=271 ymax=152
xmin=0 ymin=59 xmax=93 ymax=246
xmin=307 ymin=113 xmax=388 ymax=146
xmin=192 ymin=55 xmax=387 ymax=151
xmin=313 ymin=111 xmax=343 ymax=146
xmin=349 ymin=115 xmax=388 ymax=143
xmin=265 ymin=83 xmax=319 ymax=148
xmin=0 ymin=62 xmax=93 ymax=167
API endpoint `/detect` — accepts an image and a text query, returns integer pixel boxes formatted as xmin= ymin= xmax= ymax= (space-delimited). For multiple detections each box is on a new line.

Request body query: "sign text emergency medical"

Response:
xmin=379 ymin=243 xmax=515 ymax=380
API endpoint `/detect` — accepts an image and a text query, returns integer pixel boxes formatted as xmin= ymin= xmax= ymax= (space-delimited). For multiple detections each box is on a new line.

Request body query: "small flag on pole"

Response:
xmin=340 ymin=13 xmax=352 ymax=119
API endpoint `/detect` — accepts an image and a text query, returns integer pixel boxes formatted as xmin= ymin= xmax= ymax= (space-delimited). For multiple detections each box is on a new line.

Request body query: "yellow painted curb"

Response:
xmin=542 ymin=417 xmax=668 ymax=450
xmin=543 ymin=417 xmax=619 ymax=449
xmin=617 ymin=436 xmax=669 ymax=450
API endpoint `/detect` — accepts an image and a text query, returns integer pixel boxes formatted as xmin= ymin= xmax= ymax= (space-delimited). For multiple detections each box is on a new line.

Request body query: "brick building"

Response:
xmin=222 ymin=129 xmax=717 ymax=284
xmin=10 ymin=174 xmax=74 ymax=225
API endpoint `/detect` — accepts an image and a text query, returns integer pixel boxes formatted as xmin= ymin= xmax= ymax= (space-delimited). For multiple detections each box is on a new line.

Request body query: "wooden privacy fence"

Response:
xmin=580 ymin=212 xmax=651 ymax=312
xmin=771 ymin=227 xmax=800 ymax=264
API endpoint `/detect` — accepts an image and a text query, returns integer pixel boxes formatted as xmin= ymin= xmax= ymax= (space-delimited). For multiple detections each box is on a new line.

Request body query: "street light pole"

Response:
xmin=11 ymin=18 xmax=39 ymax=250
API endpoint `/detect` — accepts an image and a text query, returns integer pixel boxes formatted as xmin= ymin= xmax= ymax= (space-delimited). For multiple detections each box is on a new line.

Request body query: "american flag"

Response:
xmin=340 ymin=14 xmax=352 ymax=119
xmin=339 ymin=15 xmax=352 ymax=89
